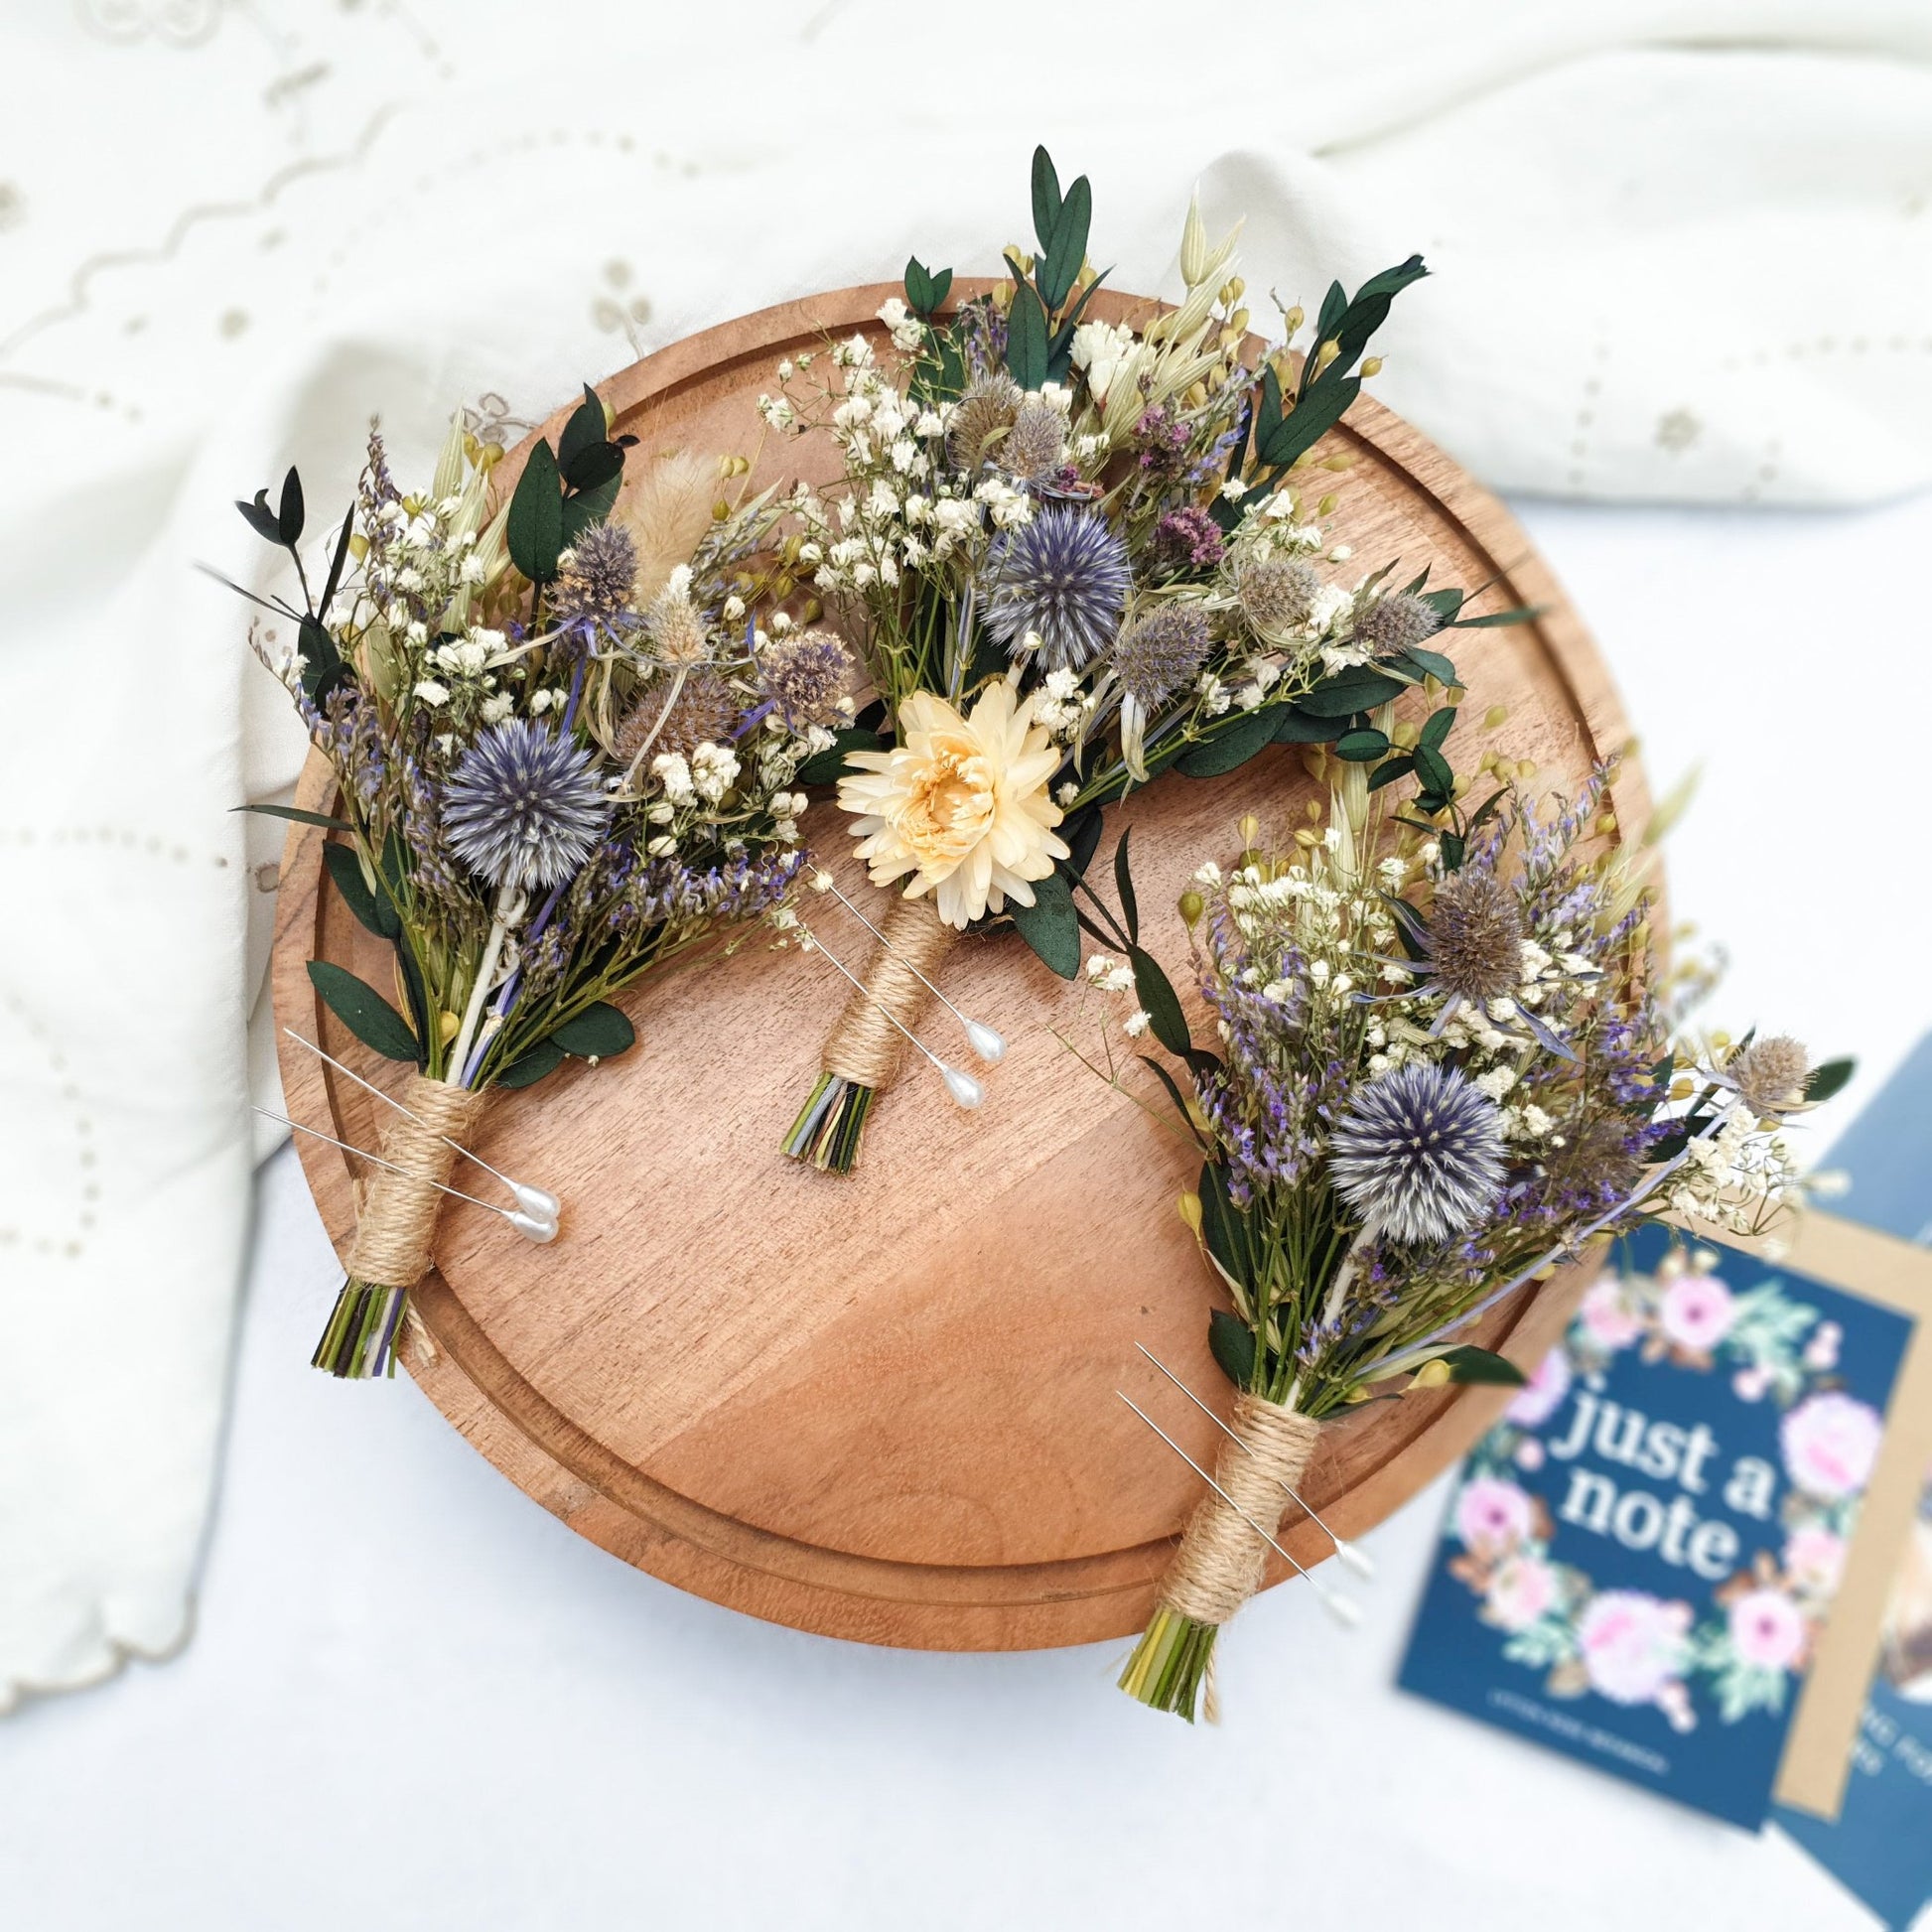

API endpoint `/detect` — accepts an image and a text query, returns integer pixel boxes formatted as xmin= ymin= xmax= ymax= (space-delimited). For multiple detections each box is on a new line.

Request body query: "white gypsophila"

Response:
xmin=653 ymin=751 xmax=696 ymax=806
xmin=690 ymin=742 xmax=740 ymax=804
xmin=413 ymin=679 xmax=451 ymax=707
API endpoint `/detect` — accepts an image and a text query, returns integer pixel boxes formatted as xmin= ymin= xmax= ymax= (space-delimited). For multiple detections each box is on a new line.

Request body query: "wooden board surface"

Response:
xmin=271 ymin=283 xmax=1648 ymax=1650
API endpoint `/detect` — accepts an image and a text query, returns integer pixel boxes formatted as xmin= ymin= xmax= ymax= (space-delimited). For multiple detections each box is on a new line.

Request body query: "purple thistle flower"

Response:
xmin=1111 ymin=602 xmax=1212 ymax=710
xmin=442 ymin=719 xmax=609 ymax=892
xmin=550 ymin=522 xmax=640 ymax=656
xmin=1329 ymin=1061 xmax=1506 ymax=1247
xmin=982 ymin=501 xmax=1131 ymax=672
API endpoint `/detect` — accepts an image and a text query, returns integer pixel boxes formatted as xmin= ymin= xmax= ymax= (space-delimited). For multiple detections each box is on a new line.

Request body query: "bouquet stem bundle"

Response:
xmin=1121 ymin=1391 xmax=1318 ymax=1716
xmin=315 ymin=1074 xmax=485 ymax=1378
xmin=764 ymin=144 xmax=1513 ymax=1174
xmin=228 ymin=386 xmax=834 ymax=1377
xmin=783 ymin=893 xmax=952 ymax=1171
xmin=1069 ymin=715 xmax=1846 ymax=1719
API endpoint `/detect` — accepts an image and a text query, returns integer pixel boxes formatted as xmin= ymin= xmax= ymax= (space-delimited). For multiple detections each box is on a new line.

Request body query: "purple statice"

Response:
xmin=1189 ymin=901 xmax=1327 ymax=1206
xmin=954 ymin=296 xmax=1009 ymax=379
xmin=981 ymin=501 xmax=1131 ymax=672
xmin=442 ymin=719 xmax=609 ymax=892
xmin=1133 ymin=406 xmax=1193 ymax=481
xmin=396 ymin=751 xmax=462 ymax=903
xmin=1152 ymin=505 xmax=1226 ymax=573
xmin=1329 ymin=1062 xmax=1506 ymax=1247
xmin=550 ymin=522 xmax=640 ymax=657
xmin=608 ymin=846 xmax=803 ymax=937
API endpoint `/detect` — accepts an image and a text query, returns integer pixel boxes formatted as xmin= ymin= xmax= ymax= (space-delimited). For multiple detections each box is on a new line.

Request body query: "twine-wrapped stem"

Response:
xmin=314 ymin=1074 xmax=488 ymax=1379
xmin=784 ymin=893 xmax=955 ymax=1173
xmin=1120 ymin=1393 xmax=1320 ymax=1720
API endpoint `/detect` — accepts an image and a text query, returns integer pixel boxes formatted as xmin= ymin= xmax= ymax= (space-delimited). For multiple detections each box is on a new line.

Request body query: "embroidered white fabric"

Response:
xmin=4 ymin=0 xmax=1930 ymax=1712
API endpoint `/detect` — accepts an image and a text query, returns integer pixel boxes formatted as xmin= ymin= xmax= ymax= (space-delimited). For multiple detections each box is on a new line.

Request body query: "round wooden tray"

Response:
xmin=272 ymin=284 xmax=1649 ymax=1650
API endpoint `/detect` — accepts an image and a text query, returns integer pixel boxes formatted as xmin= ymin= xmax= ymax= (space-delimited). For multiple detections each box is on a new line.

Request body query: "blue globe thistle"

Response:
xmin=1328 ymin=1061 xmax=1506 ymax=1247
xmin=443 ymin=718 xmax=610 ymax=892
xmin=1423 ymin=866 xmax=1523 ymax=1010
xmin=551 ymin=522 xmax=640 ymax=656
xmin=982 ymin=501 xmax=1131 ymax=673
xmin=1110 ymin=602 xmax=1212 ymax=709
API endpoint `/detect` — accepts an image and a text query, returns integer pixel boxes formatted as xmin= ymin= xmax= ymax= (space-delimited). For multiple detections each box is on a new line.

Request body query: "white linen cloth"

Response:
xmin=4 ymin=0 xmax=1931 ymax=1710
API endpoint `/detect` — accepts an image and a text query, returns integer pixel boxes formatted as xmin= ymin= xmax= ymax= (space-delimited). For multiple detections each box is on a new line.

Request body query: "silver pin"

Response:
xmin=281 ymin=1029 xmax=559 ymax=1228
xmin=1115 ymin=1391 xmax=1360 ymax=1628
xmin=796 ymin=920 xmax=983 ymax=1109
xmin=809 ymin=872 xmax=1006 ymax=1063
xmin=254 ymin=1107 xmax=557 ymax=1243
xmin=1136 ymin=1344 xmax=1375 ymax=1580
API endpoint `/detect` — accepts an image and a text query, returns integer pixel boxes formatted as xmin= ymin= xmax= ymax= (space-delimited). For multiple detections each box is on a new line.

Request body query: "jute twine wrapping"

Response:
xmin=820 ymin=893 xmax=955 ymax=1092
xmin=1160 ymin=1393 xmax=1322 ymax=1627
xmin=344 ymin=1074 xmax=489 ymax=1288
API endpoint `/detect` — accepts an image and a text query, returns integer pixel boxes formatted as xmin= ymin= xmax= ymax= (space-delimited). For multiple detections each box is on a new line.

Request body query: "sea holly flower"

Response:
xmin=443 ymin=720 xmax=611 ymax=892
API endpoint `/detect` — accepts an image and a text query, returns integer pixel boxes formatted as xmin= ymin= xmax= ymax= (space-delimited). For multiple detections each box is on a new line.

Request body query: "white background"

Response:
xmin=7 ymin=1 xmax=1932 ymax=1921
xmin=3 ymin=494 xmax=1925 ymax=1930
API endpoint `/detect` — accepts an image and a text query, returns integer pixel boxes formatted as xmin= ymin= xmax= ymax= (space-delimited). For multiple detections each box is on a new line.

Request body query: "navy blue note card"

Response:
xmin=1398 ymin=1223 xmax=1915 ymax=1829
xmin=1773 ymin=1035 xmax=1932 ymax=1928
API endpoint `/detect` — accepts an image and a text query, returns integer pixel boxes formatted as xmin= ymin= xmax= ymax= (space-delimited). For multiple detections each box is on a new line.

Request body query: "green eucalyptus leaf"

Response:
xmin=1060 ymin=804 xmax=1105 ymax=884
xmin=1031 ymin=145 xmax=1063 ymax=252
xmin=1039 ymin=173 xmax=1091 ymax=313
xmin=1367 ymin=755 xmax=1416 ymax=792
xmin=321 ymin=841 xmax=394 ymax=938
xmin=235 ymin=489 xmax=282 ymax=544
xmin=306 ymin=960 xmax=420 ymax=1063
xmin=550 ymin=1001 xmax=636 ymax=1061
xmin=505 ymin=438 xmax=564 ymax=583
xmin=1399 ymin=644 xmax=1459 ymax=685
xmin=1198 ymin=1161 xmax=1247 ymax=1291
xmin=1419 ymin=706 xmax=1457 ymax=754
xmin=795 ymin=726 xmax=884 ymax=787
xmin=1299 ymin=666 xmax=1408 ymax=717
xmin=277 ymin=467 xmax=305 ymax=546
xmin=494 ymin=1039 xmax=566 ymax=1090
xmin=1177 ymin=705 xmax=1277 ymax=776
xmin=1451 ymin=605 xmax=1540 ymax=630
xmin=1128 ymin=946 xmax=1190 ymax=1056
xmin=1258 ymin=375 xmax=1358 ymax=468
xmin=1006 ymin=284 xmax=1049 ymax=391
xmin=1335 ymin=728 xmax=1389 ymax=762
xmin=232 ymin=802 xmax=351 ymax=831
xmin=557 ymin=384 xmax=607 ymax=473
xmin=1412 ymin=744 xmax=1454 ymax=798
xmin=1438 ymin=1345 xmax=1528 ymax=1387
xmin=563 ymin=439 xmax=623 ymax=494
xmin=1009 ymin=872 xmax=1080 ymax=980
xmin=1805 ymin=1057 xmax=1855 ymax=1104
xmin=560 ymin=469 xmax=622 ymax=546
xmin=1274 ymin=705 xmax=1343 ymax=745
xmin=1112 ymin=827 xmax=1139 ymax=944
xmin=1208 ymin=1310 xmax=1257 ymax=1391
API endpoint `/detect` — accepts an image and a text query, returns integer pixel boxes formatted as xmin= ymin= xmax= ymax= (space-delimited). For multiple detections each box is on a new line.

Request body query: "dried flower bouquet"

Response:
xmin=1069 ymin=722 xmax=1848 ymax=1719
xmin=764 ymin=145 xmax=1531 ymax=1172
xmin=231 ymin=390 xmax=832 ymax=1375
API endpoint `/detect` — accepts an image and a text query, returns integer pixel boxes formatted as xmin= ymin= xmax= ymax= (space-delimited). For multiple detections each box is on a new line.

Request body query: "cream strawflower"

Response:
xmin=839 ymin=682 xmax=1068 ymax=928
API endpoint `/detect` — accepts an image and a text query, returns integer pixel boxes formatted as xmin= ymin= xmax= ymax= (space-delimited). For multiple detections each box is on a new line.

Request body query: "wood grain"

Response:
xmin=270 ymin=284 xmax=1647 ymax=1649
